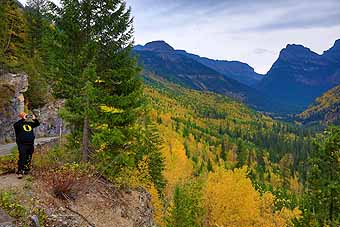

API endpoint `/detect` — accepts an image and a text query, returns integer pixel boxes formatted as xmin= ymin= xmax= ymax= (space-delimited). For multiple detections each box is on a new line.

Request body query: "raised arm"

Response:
xmin=31 ymin=115 xmax=40 ymax=128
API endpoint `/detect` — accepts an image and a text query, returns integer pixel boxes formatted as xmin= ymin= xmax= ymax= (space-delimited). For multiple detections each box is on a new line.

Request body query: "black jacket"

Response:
xmin=14 ymin=119 xmax=40 ymax=144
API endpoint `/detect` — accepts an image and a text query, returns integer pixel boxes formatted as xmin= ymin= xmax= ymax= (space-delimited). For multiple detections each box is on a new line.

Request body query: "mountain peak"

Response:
xmin=143 ymin=40 xmax=175 ymax=52
xmin=279 ymin=44 xmax=319 ymax=60
xmin=133 ymin=44 xmax=145 ymax=51
xmin=334 ymin=39 xmax=340 ymax=47
xmin=284 ymin=44 xmax=311 ymax=53
xmin=325 ymin=39 xmax=340 ymax=51
xmin=323 ymin=39 xmax=340 ymax=62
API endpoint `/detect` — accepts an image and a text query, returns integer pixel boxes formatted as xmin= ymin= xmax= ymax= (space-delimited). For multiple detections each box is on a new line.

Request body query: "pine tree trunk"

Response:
xmin=82 ymin=116 xmax=89 ymax=162
xmin=330 ymin=189 xmax=334 ymax=226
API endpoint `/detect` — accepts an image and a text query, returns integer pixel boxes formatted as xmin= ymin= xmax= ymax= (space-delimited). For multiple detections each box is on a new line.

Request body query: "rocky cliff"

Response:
xmin=0 ymin=71 xmax=65 ymax=144
xmin=32 ymin=99 xmax=66 ymax=139
xmin=0 ymin=72 xmax=28 ymax=143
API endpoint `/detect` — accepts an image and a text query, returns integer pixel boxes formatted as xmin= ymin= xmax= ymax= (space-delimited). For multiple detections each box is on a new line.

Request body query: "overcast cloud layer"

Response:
xmin=19 ymin=0 xmax=340 ymax=74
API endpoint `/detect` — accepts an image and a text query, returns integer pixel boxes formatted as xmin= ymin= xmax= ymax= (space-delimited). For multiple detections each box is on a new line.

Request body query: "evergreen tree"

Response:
xmin=133 ymin=113 xmax=166 ymax=192
xmin=167 ymin=180 xmax=205 ymax=227
xmin=306 ymin=126 xmax=340 ymax=226
xmin=50 ymin=0 xmax=142 ymax=162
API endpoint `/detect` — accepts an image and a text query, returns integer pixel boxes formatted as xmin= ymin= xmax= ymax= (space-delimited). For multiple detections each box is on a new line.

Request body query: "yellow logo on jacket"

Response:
xmin=23 ymin=125 xmax=32 ymax=132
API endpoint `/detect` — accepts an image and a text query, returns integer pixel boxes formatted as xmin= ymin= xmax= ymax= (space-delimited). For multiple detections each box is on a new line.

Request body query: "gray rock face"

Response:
xmin=32 ymin=99 xmax=66 ymax=138
xmin=0 ymin=72 xmax=28 ymax=143
xmin=0 ymin=71 xmax=66 ymax=144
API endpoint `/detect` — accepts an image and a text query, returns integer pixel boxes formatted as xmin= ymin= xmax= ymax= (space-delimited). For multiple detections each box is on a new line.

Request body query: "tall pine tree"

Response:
xmin=50 ymin=0 xmax=142 ymax=162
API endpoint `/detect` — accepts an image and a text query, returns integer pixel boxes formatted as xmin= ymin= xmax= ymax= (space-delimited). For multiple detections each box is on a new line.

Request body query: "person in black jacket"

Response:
xmin=14 ymin=112 xmax=40 ymax=178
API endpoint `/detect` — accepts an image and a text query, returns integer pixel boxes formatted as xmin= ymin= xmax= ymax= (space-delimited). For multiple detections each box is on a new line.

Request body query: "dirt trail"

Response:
xmin=0 ymin=137 xmax=58 ymax=227
xmin=0 ymin=174 xmax=26 ymax=190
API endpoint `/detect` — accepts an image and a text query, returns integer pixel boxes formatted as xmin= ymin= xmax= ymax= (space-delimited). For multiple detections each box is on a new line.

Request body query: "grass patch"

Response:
xmin=0 ymin=191 xmax=27 ymax=219
xmin=33 ymin=145 xmax=81 ymax=170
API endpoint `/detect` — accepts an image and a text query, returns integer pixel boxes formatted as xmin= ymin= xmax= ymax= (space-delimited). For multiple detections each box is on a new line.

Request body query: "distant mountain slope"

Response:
xmin=323 ymin=39 xmax=340 ymax=63
xmin=135 ymin=45 xmax=247 ymax=100
xmin=135 ymin=41 xmax=263 ymax=87
xmin=298 ymin=84 xmax=340 ymax=125
xmin=134 ymin=41 xmax=291 ymax=113
xmin=176 ymin=50 xmax=264 ymax=87
xmin=257 ymin=40 xmax=340 ymax=113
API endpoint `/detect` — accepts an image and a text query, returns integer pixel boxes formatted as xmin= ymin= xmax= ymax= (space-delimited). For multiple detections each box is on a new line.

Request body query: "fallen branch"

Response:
xmin=65 ymin=206 xmax=95 ymax=227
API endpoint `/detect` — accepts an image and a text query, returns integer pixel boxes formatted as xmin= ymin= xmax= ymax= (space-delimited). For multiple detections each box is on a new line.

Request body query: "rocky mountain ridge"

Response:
xmin=135 ymin=41 xmax=264 ymax=87
xmin=257 ymin=39 xmax=340 ymax=112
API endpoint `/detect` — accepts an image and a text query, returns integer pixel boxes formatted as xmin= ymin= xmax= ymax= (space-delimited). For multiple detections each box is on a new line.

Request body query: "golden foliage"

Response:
xmin=144 ymin=81 xmax=306 ymax=226
xmin=204 ymin=167 xmax=301 ymax=227
xmin=160 ymin=125 xmax=193 ymax=197
xmin=258 ymin=192 xmax=301 ymax=227
xmin=99 ymin=105 xmax=124 ymax=114
xmin=204 ymin=167 xmax=260 ymax=226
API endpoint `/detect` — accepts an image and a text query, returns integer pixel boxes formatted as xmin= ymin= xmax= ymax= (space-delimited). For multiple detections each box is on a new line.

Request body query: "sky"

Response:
xmin=19 ymin=0 xmax=340 ymax=74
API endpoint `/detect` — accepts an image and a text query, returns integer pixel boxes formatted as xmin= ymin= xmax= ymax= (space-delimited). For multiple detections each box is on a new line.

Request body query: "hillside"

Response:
xmin=257 ymin=40 xmax=340 ymax=113
xmin=176 ymin=50 xmax=264 ymax=87
xmin=0 ymin=70 xmax=311 ymax=226
xmin=0 ymin=71 xmax=312 ymax=226
xmin=0 ymin=144 xmax=155 ymax=227
xmin=145 ymin=74 xmax=313 ymax=187
xmin=298 ymin=84 xmax=340 ymax=125
xmin=142 ymin=76 xmax=316 ymax=225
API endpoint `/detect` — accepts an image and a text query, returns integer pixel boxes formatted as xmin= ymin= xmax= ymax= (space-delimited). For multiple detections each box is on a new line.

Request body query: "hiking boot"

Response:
xmin=17 ymin=173 xmax=24 ymax=179
xmin=23 ymin=170 xmax=30 ymax=175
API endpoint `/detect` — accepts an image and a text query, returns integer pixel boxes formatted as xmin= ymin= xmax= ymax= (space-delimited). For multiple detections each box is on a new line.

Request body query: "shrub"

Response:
xmin=40 ymin=163 xmax=89 ymax=200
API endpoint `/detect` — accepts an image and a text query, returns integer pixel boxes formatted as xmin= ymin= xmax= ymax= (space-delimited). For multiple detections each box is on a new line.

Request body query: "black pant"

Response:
xmin=17 ymin=142 xmax=34 ymax=173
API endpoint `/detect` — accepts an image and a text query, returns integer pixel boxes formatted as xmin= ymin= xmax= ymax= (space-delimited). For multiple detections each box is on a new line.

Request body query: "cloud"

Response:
xmin=254 ymin=48 xmax=276 ymax=55
xmin=240 ymin=1 xmax=340 ymax=32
